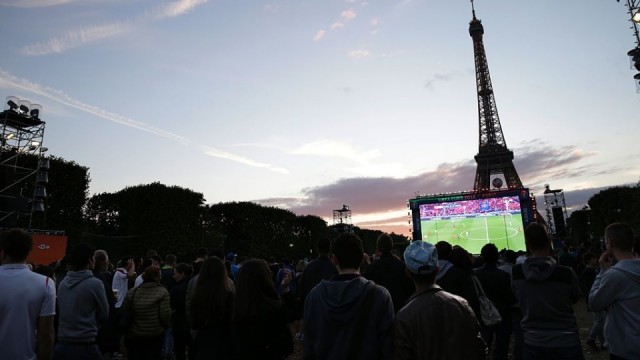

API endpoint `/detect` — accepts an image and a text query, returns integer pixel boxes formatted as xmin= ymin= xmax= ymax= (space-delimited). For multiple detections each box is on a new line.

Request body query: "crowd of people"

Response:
xmin=0 ymin=221 xmax=639 ymax=360
xmin=419 ymin=197 xmax=518 ymax=218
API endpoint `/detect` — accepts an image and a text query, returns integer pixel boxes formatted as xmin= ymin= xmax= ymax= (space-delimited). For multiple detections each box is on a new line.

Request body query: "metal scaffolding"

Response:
xmin=621 ymin=0 xmax=640 ymax=91
xmin=0 ymin=96 xmax=48 ymax=229
xmin=543 ymin=184 xmax=568 ymax=237
xmin=332 ymin=204 xmax=353 ymax=234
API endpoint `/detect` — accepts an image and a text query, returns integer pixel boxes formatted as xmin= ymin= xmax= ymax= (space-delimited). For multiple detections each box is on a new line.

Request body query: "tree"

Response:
xmin=85 ymin=182 xmax=205 ymax=259
xmin=294 ymin=215 xmax=330 ymax=259
xmin=569 ymin=208 xmax=592 ymax=246
xmin=587 ymin=185 xmax=640 ymax=238
xmin=206 ymin=202 xmax=300 ymax=260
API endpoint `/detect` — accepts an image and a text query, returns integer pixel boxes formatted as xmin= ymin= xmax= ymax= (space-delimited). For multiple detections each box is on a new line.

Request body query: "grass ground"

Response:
xmin=420 ymin=213 xmax=526 ymax=254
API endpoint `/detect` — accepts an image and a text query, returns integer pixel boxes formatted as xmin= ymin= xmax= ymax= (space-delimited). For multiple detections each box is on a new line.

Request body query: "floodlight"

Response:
xmin=18 ymin=99 xmax=31 ymax=114
xmin=36 ymin=172 xmax=49 ymax=184
xmin=31 ymin=141 xmax=40 ymax=146
xmin=633 ymin=9 xmax=640 ymax=23
xmin=32 ymin=199 xmax=45 ymax=213
xmin=30 ymin=104 xmax=42 ymax=119
xmin=5 ymin=133 xmax=15 ymax=140
xmin=34 ymin=187 xmax=47 ymax=198
xmin=6 ymin=96 xmax=19 ymax=111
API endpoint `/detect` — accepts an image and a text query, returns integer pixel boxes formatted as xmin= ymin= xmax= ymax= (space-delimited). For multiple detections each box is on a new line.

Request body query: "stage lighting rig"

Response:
xmin=619 ymin=0 xmax=640 ymax=91
xmin=0 ymin=95 xmax=48 ymax=229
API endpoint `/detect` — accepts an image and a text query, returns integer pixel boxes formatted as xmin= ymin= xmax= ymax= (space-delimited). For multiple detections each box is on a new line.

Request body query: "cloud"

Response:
xmin=340 ymin=9 xmax=357 ymax=21
xmin=264 ymin=160 xmax=476 ymax=218
xmin=512 ymin=141 xmax=598 ymax=184
xmin=21 ymin=22 xmax=134 ymax=56
xmin=370 ymin=17 xmax=379 ymax=26
xmin=0 ymin=67 xmax=288 ymax=173
xmin=256 ymin=141 xmax=620 ymax=235
xmin=0 ymin=67 xmax=190 ymax=144
xmin=313 ymin=30 xmax=326 ymax=42
xmin=199 ymin=146 xmax=289 ymax=174
xmin=145 ymin=0 xmax=207 ymax=20
xmin=348 ymin=49 xmax=371 ymax=59
xmin=292 ymin=140 xmax=380 ymax=164
xmin=19 ymin=0 xmax=208 ymax=56
xmin=424 ymin=73 xmax=454 ymax=89
xmin=0 ymin=0 xmax=72 ymax=7
xmin=330 ymin=8 xmax=356 ymax=31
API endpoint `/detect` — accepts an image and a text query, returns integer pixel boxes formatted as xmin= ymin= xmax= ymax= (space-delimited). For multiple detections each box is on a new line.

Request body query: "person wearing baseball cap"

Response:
xmin=395 ymin=240 xmax=487 ymax=360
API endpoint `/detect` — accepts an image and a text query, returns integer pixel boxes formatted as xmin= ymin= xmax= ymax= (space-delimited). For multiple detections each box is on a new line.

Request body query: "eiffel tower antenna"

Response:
xmin=469 ymin=2 xmax=523 ymax=190
xmin=471 ymin=0 xmax=476 ymax=19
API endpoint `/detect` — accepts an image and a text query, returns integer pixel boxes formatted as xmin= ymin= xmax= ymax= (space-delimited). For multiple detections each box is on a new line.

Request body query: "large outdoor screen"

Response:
xmin=409 ymin=189 xmax=534 ymax=254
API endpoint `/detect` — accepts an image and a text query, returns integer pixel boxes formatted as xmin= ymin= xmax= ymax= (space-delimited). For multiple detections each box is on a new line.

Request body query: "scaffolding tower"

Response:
xmin=0 ymin=96 xmax=48 ymax=229
xmin=332 ymin=204 xmax=353 ymax=234
xmin=543 ymin=184 xmax=568 ymax=237
xmin=621 ymin=0 xmax=640 ymax=91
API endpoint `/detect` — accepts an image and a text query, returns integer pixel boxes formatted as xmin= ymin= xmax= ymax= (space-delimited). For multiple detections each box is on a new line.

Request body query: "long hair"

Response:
xmin=190 ymin=257 xmax=233 ymax=329
xmin=234 ymin=259 xmax=280 ymax=323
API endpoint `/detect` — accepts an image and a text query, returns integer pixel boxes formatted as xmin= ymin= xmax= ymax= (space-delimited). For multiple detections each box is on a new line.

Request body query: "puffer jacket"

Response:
xmin=124 ymin=281 xmax=171 ymax=338
xmin=395 ymin=284 xmax=487 ymax=360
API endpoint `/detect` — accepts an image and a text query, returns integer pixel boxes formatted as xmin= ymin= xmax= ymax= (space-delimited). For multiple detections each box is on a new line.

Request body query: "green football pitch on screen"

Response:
xmin=420 ymin=214 xmax=526 ymax=254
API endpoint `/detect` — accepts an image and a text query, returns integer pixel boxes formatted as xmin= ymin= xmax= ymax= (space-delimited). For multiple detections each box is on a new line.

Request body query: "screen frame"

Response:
xmin=408 ymin=188 xmax=534 ymax=253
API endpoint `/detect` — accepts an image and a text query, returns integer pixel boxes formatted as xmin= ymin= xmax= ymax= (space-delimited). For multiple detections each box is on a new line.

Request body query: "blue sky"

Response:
xmin=1 ymin=0 xmax=638 ymax=236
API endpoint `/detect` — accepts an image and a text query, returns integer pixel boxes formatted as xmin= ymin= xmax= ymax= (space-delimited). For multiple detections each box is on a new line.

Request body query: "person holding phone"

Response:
xmin=588 ymin=222 xmax=640 ymax=360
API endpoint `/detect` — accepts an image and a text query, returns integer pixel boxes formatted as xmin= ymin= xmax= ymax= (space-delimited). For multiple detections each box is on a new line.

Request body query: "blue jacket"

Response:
xmin=589 ymin=259 xmax=640 ymax=360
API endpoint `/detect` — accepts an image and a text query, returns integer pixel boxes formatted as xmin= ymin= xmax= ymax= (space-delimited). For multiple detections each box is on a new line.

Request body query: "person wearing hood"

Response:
xmin=395 ymin=240 xmax=487 ymax=360
xmin=303 ymin=233 xmax=394 ymax=360
xmin=511 ymin=223 xmax=583 ymax=360
xmin=54 ymin=243 xmax=109 ymax=359
xmin=588 ymin=222 xmax=640 ymax=360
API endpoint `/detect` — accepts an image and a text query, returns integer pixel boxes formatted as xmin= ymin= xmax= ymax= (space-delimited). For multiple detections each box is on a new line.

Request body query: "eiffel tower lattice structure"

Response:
xmin=469 ymin=3 xmax=523 ymax=191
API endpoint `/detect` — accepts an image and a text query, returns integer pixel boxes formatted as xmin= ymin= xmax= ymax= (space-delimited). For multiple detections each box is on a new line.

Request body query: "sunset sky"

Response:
xmin=1 ymin=0 xmax=638 ymax=236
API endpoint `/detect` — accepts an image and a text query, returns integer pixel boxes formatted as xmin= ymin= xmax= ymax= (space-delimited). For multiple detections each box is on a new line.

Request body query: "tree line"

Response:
xmin=569 ymin=182 xmax=640 ymax=246
xmin=21 ymin=156 xmax=408 ymax=261
xmin=16 ymin=154 xmax=638 ymax=259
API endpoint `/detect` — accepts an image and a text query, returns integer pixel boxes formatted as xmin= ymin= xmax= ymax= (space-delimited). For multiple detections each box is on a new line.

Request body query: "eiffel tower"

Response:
xmin=469 ymin=2 xmax=523 ymax=191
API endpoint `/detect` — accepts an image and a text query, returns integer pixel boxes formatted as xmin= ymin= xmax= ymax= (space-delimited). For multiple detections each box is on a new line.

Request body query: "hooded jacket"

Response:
xmin=589 ymin=258 xmax=640 ymax=360
xmin=395 ymin=285 xmax=487 ymax=360
xmin=57 ymin=270 xmax=109 ymax=342
xmin=512 ymin=257 xmax=581 ymax=348
xmin=303 ymin=274 xmax=394 ymax=360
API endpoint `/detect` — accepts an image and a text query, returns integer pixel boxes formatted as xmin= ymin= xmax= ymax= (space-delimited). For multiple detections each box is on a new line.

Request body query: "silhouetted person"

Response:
xmin=512 ymin=223 xmax=583 ymax=360
xmin=304 ymin=233 xmax=394 ymax=360
xmin=365 ymin=233 xmax=415 ymax=313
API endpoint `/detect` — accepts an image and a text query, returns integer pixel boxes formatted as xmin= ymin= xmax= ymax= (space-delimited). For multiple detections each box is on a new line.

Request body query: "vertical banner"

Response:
xmin=27 ymin=233 xmax=67 ymax=266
